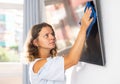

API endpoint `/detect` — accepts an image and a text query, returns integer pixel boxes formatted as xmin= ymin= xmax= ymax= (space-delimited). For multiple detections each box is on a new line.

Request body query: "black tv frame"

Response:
xmin=80 ymin=0 xmax=106 ymax=66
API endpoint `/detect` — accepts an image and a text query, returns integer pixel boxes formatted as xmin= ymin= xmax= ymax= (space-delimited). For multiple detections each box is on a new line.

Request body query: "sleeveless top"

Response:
xmin=29 ymin=56 xmax=66 ymax=84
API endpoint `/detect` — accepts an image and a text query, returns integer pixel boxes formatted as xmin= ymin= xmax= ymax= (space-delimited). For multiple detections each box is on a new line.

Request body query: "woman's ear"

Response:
xmin=33 ymin=39 xmax=38 ymax=47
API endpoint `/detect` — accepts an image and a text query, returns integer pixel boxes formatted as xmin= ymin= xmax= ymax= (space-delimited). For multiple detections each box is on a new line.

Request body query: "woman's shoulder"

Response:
xmin=30 ymin=56 xmax=64 ymax=73
xmin=30 ymin=58 xmax=47 ymax=73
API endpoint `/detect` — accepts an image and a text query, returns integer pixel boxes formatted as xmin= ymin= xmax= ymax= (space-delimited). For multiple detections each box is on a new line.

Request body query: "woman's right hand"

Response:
xmin=80 ymin=7 xmax=93 ymax=31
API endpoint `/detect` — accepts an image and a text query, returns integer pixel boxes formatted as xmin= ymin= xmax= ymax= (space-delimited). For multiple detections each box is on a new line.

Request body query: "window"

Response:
xmin=0 ymin=0 xmax=23 ymax=62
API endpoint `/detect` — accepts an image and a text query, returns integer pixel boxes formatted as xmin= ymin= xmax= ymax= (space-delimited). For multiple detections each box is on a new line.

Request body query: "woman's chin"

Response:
xmin=50 ymin=45 xmax=56 ymax=49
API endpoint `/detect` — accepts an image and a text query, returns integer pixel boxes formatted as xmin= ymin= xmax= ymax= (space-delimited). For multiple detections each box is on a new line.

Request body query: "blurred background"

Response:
xmin=0 ymin=1 xmax=23 ymax=84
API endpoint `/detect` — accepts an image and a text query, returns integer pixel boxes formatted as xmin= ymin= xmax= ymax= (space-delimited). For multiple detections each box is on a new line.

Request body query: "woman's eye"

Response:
xmin=44 ymin=34 xmax=48 ymax=38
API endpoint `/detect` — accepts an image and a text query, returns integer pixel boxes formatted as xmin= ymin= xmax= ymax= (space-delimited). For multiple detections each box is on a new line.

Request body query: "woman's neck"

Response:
xmin=38 ymin=48 xmax=51 ymax=58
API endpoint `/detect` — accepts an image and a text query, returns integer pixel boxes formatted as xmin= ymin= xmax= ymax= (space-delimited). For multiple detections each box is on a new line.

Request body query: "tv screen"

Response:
xmin=80 ymin=1 xmax=105 ymax=66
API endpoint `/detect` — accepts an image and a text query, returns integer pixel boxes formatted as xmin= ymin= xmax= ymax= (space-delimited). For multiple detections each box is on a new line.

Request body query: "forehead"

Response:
xmin=39 ymin=26 xmax=53 ymax=35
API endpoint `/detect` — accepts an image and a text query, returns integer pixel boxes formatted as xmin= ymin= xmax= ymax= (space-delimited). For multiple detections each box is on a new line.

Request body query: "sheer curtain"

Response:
xmin=23 ymin=0 xmax=46 ymax=84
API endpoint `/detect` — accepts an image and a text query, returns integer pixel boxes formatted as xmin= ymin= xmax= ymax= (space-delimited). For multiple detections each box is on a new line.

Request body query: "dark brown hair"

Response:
xmin=24 ymin=22 xmax=57 ymax=62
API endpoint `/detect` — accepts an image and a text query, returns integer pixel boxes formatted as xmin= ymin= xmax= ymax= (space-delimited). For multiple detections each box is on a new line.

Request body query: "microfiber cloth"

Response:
xmin=84 ymin=1 xmax=97 ymax=39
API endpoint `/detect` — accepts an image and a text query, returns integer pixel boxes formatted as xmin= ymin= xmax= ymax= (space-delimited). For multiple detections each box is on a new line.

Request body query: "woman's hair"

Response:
xmin=24 ymin=22 xmax=57 ymax=62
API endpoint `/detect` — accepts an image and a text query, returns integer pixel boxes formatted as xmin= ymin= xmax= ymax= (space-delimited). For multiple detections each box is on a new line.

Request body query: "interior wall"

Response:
xmin=0 ymin=63 xmax=23 ymax=84
xmin=66 ymin=0 xmax=120 ymax=84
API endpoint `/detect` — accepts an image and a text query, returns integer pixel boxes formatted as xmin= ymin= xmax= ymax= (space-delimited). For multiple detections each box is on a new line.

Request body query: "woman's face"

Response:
xmin=35 ymin=26 xmax=56 ymax=50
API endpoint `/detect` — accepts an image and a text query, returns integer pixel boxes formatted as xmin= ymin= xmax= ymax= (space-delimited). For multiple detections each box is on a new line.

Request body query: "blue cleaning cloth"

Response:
xmin=84 ymin=1 xmax=97 ymax=39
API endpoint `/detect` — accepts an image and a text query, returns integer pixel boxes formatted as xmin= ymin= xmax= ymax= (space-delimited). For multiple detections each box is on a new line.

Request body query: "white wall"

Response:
xmin=0 ymin=63 xmax=23 ymax=84
xmin=66 ymin=0 xmax=120 ymax=84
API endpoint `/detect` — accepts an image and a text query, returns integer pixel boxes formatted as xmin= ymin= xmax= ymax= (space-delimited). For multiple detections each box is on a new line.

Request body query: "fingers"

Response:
xmin=85 ymin=7 xmax=92 ymax=14
xmin=85 ymin=7 xmax=92 ymax=18
xmin=85 ymin=7 xmax=93 ymax=23
xmin=80 ymin=7 xmax=93 ymax=29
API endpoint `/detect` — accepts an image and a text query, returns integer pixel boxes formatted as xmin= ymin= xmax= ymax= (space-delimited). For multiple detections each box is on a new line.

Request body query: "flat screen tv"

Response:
xmin=79 ymin=0 xmax=105 ymax=66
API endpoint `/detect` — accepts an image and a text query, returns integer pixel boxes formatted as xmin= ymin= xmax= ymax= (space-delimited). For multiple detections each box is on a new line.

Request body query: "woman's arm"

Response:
xmin=64 ymin=7 xmax=93 ymax=70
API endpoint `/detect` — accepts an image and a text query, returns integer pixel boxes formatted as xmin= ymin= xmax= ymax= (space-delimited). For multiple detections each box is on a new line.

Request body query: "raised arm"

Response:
xmin=64 ymin=7 xmax=93 ymax=70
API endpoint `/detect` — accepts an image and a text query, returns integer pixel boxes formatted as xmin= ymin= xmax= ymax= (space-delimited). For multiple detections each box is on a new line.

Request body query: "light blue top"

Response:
xmin=29 ymin=56 xmax=66 ymax=84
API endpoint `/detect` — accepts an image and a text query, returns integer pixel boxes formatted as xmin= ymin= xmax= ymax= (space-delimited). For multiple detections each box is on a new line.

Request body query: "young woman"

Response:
xmin=24 ymin=7 xmax=93 ymax=84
